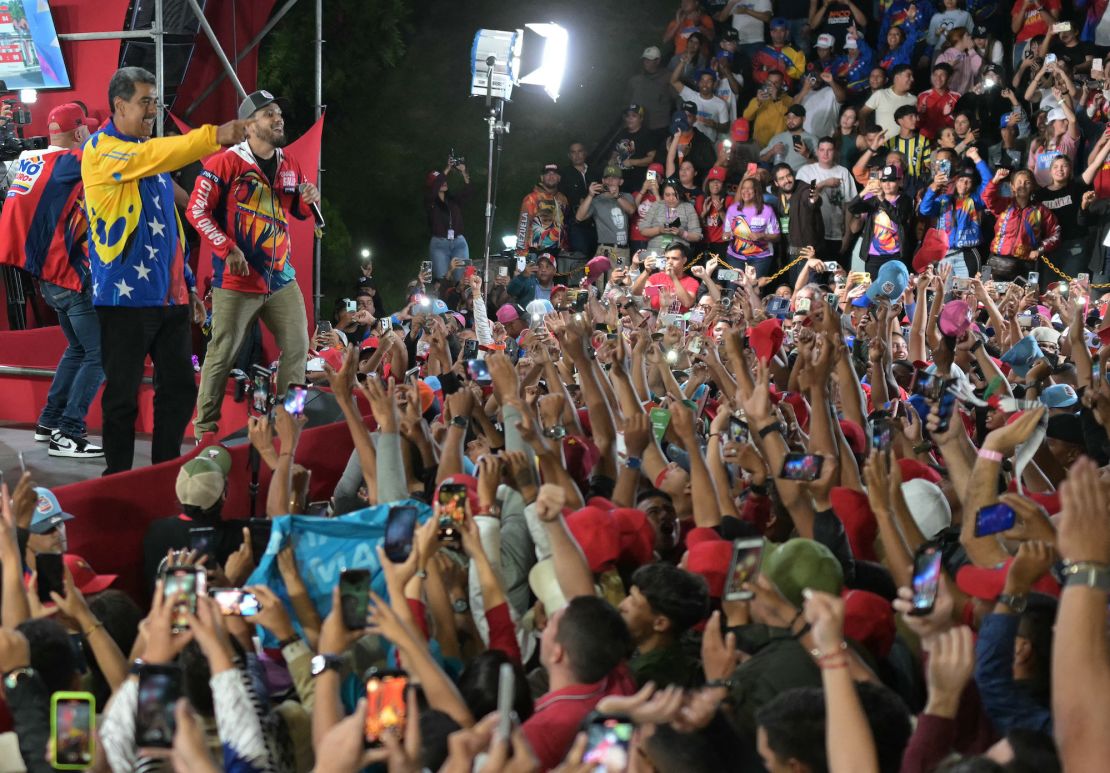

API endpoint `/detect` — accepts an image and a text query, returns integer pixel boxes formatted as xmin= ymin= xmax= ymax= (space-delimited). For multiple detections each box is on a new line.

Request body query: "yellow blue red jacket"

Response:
xmin=82 ymin=119 xmax=220 ymax=307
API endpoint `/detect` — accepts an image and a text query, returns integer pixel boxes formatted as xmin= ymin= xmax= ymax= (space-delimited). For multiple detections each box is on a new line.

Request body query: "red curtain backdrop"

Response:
xmin=172 ymin=0 xmax=277 ymax=127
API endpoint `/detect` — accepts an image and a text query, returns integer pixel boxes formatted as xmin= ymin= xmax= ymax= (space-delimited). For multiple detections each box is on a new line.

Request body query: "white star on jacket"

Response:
xmin=146 ymin=244 xmax=159 ymax=259
xmin=134 ymin=261 xmax=152 ymax=281
xmin=115 ymin=278 xmax=134 ymax=298
xmin=148 ymin=217 xmax=165 ymax=237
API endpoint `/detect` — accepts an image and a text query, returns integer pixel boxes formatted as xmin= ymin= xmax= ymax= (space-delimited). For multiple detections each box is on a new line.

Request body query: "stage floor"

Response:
xmin=0 ymin=423 xmax=193 ymax=489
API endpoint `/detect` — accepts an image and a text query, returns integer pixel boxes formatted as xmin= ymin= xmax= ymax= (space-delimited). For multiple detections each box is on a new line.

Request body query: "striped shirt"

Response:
xmin=887 ymin=133 xmax=932 ymax=186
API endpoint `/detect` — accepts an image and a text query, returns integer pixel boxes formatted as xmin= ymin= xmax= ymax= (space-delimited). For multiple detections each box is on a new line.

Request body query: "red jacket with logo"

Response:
xmin=186 ymin=142 xmax=311 ymax=294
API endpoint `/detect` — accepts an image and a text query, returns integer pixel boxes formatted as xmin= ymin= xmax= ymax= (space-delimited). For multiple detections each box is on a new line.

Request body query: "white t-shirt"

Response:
xmin=730 ymin=0 xmax=771 ymax=44
xmin=714 ymin=77 xmax=741 ymax=124
xmin=796 ymin=162 xmax=858 ymax=240
xmin=864 ymin=88 xmax=917 ymax=138
xmin=801 ymin=87 xmax=841 ymax=140
xmin=680 ymin=86 xmax=729 ymax=143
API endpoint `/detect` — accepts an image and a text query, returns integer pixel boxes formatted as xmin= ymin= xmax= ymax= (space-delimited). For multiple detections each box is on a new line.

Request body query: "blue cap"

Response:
xmin=1041 ymin=383 xmax=1078 ymax=408
xmin=30 ymin=486 xmax=75 ymax=534
xmin=526 ymin=299 xmax=555 ymax=319
xmin=770 ymin=16 xmax=789 ymax=27
xmin=670 ymin=110 xmax=690 ymax=133
xmin=431 ymin=299 xmax=449 ymax=314
xmin=865 ymin=260 xmax=909 ymax=303
xmin=1000 ymin=335 xmax=1044 ymax=378
xmin=694 ymin=67 xmax=717 ymax=82
xmin=850 ymin=294 xmax=872 ymax=308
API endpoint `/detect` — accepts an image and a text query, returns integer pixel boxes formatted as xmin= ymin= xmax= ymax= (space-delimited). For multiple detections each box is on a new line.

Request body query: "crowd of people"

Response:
xmin=4 ymin=0 xmax=1110 ymax=771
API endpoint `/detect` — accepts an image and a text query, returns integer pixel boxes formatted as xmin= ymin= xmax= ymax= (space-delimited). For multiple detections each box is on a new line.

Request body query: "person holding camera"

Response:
xmin=425 ymin=153 xmax=472 ymax=280
xmin=186 ymin=89 xmax=319 ymax=443
xmin=575 ymin=166 xmax=636 ymax=262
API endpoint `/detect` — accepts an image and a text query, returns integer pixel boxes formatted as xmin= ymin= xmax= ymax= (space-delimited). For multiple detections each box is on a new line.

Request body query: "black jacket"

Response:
xmin=848 ymin=192 xmax=917 ymax=268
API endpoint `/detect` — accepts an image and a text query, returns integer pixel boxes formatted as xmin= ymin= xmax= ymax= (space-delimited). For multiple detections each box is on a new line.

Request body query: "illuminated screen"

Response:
xmin=0 ymin=1 xmax=71 ymax=90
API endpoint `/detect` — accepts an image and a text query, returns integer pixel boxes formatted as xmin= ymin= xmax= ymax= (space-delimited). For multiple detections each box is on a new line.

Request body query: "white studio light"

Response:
xmin=360 ymin=247 xmax=371 ymax=259
xmin=470 ymin=29 xmax=522 ymax=101
xmin=18 ymin=88 xmax=37 ymax=104
xmin=501 ymin=234 xmax=516 ymax=250
xmin=519 ymin=23 xmax=568 ymax=102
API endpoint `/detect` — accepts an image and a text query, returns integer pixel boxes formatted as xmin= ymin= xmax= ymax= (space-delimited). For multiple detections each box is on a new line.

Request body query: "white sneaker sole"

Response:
xmin=48 ymin=445 xmax=104 ymax=459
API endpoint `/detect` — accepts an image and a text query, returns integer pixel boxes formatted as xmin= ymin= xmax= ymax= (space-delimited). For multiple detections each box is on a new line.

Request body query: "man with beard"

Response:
xmin=187 ymin=90 xmax=320 ymax=441
xmin=769 ymin=163 xmax=824 ymax=280
xmin=604 ymin=105 xmax=660 ymax=194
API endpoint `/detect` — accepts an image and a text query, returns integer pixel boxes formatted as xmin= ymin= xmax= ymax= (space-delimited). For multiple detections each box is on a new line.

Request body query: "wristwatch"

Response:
xmin=3 ymin=667 xmax=35 ymax=690
xmin=625 ymin=456 xmax=643 ymax=470
xmin=996 ymin=593 xmax=1028 ymax=614
xmin=452 ymin=597 xmax=470 ymax=614
xmin=310 ymin=654 xmax=344 ymax=677
xmin=451 ymin=415 xmax=469 ymax=429
xmin=542 ymin=424 xmax=567 ymax=439
xmin=1061 ymin=560 xmax=1110 ymax=591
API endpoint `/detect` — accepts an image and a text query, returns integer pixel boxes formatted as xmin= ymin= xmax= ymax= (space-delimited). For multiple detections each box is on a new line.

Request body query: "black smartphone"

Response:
xmin=51 ymin=691 xmax=95 ymax=769
xmin=163 ymin=566 xmax=205 ymax=633
xmin=466 ymin=358 xmax=492 ymax=386
xmin=462 ymin=338 xmax=479 ymax=361
xmin=574 ymin=290 xmax=588 ymax=313
xmin=136 ymin=664 xmax=182 ymax=749
xmin=724 ymin=538 xmax=764 ymax=601
xmin=283 ymin=383 xmax=309 ymax=416
xmin=851 ymin=336 xmax=870 ymax=370
xmin=437 ymin=483 xmax=469 ymax=544
xmin=583 ymin=715 xmax=635 ymax=772
xmin=210 ymin=587 xmax=262 ymax=617
xmin=247 ymin=518 xmax=272 ymax=560
xmin=911 ymin=369 xmax=950 ymax=401
xmin=974 ymin=503 xmax=1016 ymax=537
xmin=339 ymin=568 xmax=371 ymax=630
xmin=780 ymin=452 xmax=823 ymax=481
xmin=384 ymin=505 xmax=419 ymax=563
xmin=934 ymin=392 xmax=957 ymax=434
xmin=36 ymin=552 xmax=65 ymax=604
xmin=504 ymin=336 xmax=520 ymax=363
xmin=910 ymin=545 xmax=943 ymax=616
xmin=792 ymin=133 xmax=802 ymax=148
xmin=188 ymin=526 xmax=217 ymax=564
xmin=364 ymin=668 xmax=409 ymax=747
xmin=728 ymin=415 xmax=749 ymax=445
xmin=870 ymin=413 xmax=892 ymax=453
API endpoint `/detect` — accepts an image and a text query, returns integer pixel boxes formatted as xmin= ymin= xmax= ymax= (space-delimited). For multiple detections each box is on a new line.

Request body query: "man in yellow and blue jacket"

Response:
xmin=82 ymin=66 xmax=251 ymax=474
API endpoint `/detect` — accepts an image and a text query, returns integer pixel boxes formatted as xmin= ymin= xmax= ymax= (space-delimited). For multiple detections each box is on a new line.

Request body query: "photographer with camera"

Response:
xmin=425 ymin=152 xmax=472 ymax=281
xmin=0 ymin=103 xmax=104 ymax=458
xmin=186 ymin=90 xmax=318 ymax=443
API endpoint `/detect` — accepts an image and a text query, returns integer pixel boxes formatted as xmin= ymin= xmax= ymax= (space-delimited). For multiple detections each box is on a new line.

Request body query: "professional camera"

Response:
xmin=0 ymin=95 xmax=45 ymax=162
xmin=448 ymin=147 xmax=466 ymax=167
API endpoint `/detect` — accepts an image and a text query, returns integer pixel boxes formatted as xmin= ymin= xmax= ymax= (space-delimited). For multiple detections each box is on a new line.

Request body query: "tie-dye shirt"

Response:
xmin=82 ymin=120 xmax=220 ymax=307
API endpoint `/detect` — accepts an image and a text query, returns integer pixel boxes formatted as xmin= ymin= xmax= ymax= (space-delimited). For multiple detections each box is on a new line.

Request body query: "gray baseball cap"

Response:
xmin=238 ymin=89 xmax=283 ymax=120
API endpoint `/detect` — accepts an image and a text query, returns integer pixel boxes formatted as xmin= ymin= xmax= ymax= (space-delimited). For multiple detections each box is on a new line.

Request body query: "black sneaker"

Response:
xmin=48 ymin=431 xmax=105 ymax=459
xmin=34 ymin=424 xmax=55 ymax=442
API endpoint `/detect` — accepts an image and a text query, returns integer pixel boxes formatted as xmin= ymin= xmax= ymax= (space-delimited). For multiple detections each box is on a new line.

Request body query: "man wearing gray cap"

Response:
xmin=186 ymin=90 xmax=320 ymax=441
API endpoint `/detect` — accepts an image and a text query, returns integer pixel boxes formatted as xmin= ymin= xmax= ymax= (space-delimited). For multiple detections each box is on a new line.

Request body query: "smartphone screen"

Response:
xmin=187 ymin=526 xmax=217 ymax=564
xmin=504 ymin=336 xmax=520 ymax=363
xmin=974 ymin=503 xmax=1016 ymax=538
xmin=163 ymin=567 xmax=204 ymax=632
xmin=437 ymin=484 xmax=469 ymax=544
xmin=365 ymin=670 xmax=409 ymax=746
xmin=728 ymin=415 xmax=749 ymax=445
xmin=780 ymin=452 xmax=823 ymax=481
xmin=462 ymin=339 xmax=479 ymax=361
xmin=379 ymin=317 xmax=391 ymax=334
xmin=466 ymin=358 xmax=492 ymax=386
xmin=584 ymin=716 xmax=635 ymax=771
xmin=910 ymin=545 xmax=943 ymax=616
xmin=339 ymin=568 xmax=371 ymax=630
xmin=871 ymin=414 xmax=892 ymax=453
xmin=384 ymin=505 xmax=419 ymax=563
xmin=247 ymin=518 xmax=272 ymax=560
xmin=136 ymin=665 xmax=182 ymax=749
xmin=980 ymin=265 xmax=992 ymax=283
xmin=52 ymin=692 xmax=95 ymax=769
xmin=724 ymin=538 xmax=764 ymax=601
xmin=496 ymin=662 xmax=515 ymax=742
xmin=283 ymin=384 xmax=308 ymax=415
xmin=36 ymin=552 xmax=65 ymax=604
xmin=210 ymin=587 xmax=261 ymax=617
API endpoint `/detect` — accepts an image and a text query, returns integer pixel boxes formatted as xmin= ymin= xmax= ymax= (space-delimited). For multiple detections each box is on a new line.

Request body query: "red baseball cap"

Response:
xmin=565 ymin=506 xmax=621 ymax=573
xmin=956 ymin=559 xmax=1060 ymax=600
xmin=897 ymin=458 xmax=942 ymax=485
xmin=64 ymin=554 xmax=118 ymax=595
xmin=830 ymin=487 xmax=879 ymax=562
xmin=612 ymin=507 xmax=655 ymax=567
xmin=843 ymin=589 xmax=896 ymax=658
xmin=47 ymin=103 xmax=85 ymax=133
xmin=730 ymin=118 xmax=750 ymax=142
xmin=685 ymin=540 xmax=732 ymax=598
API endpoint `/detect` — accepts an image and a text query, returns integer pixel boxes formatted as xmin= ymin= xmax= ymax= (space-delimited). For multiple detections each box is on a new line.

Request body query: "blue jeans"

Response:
xmin=38 ymin=282 xmax=104 ymax=437
xmin=429 ymin=235 xmax=470 ymax=280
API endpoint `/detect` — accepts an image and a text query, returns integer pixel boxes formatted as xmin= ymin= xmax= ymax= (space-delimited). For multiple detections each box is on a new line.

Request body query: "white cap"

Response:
xmin=901 ymin=479 xmax=952 ymax=540
xmin=1031 ymin=326 xmax=1061 ymax=346
xmin=844 ymin=37 xmax=858 ymax=49
xmin=642 ymin=46 xmax=662 ymax=60
xmin=1046 ymin=107 xmax=1068 ymax=123
xmin=816 ymin=33 xmax=835 ymax=48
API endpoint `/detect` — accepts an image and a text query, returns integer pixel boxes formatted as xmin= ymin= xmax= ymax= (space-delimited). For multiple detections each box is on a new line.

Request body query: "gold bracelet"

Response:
xmin=83 ymin=621 xmax=105 ymax=636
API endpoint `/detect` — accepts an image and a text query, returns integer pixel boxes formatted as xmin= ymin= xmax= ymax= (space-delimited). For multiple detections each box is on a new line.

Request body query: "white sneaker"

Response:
xmin=48 ymin=431 xmax=105 ymax=459
xmin=34 ymin=424 xmax=55 ymax=442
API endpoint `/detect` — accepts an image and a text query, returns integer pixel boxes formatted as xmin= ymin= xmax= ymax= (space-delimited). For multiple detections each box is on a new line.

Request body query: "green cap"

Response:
xmin=602 ymin=165 xmax=623 ymax=179
xmin=761 ymin=538 xmax=844 ymax=609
